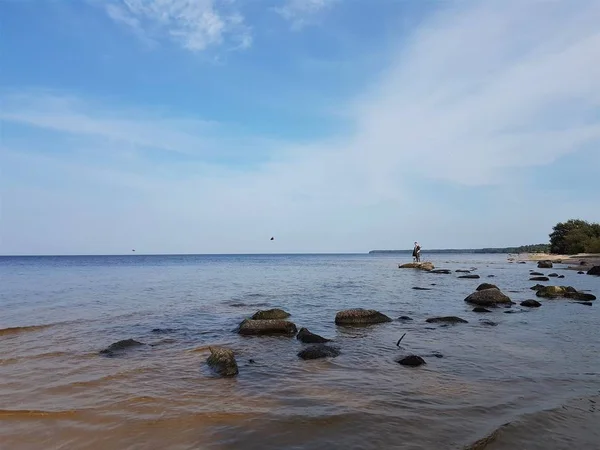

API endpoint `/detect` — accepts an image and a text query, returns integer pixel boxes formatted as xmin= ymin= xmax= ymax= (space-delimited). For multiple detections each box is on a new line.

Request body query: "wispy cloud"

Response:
xmin=102 ymin=0 xmax=252 ymax=52
xmin=273 ymin=0 xmax=338 ymax=30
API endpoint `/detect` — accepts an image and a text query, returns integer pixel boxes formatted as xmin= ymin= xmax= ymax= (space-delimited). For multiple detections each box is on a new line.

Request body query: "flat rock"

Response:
xmin=530 ymin=271 xmax=544 ymax=276
xmin=521 ymin=299 xmax=542 ymax=308
xmin=574 ymin=301 xmax=593 ymax=306
xmin=548 ymin=273 xmax=559 ymax=278
xmin=238 ymin=319 xmax=298 ymax=336
xmin=297 ymin=345 xmax=340 ymax=360
xmin=487 ymin=275 xmax=496 ymax=278
xmin=459 ymin=274 xmax=481 ymax=279
xmin=480 ymin=320 xmax=498 ymax=326
xmin=558 ymin=275 xmax=565 ymax=278
xmin=296 ymin=327 xmax=330 ymax=344
xmin=425 ymin=316 xmax=468 ymax=324
xmin=538 ymin=261 xmax=553 ymax=269
xmin=476 ymin=283 xmax=498 ymax=291
xmin=398 ymin=262 xmax=434 ymax=271
xmin=430 ymin=269 xmax=452 ymax=274
xmin=587 ymin=266 xmax=600 ymax=276
xmin=397 ymin=355 xmax=426 ymax=367
xmin=464 ymin=288 xmax=512 ymax=307
xmin=206 ymin=347 xmax=238 ymax=377
xmin=398 ymin=316 xmax=413 ymax=321
xmin=335 ymin=309 xmax=392 ymax=326
xmin=251 ymin=308 xmax=290 ymax=320
xmin=456 ymin=269 xmax=471 ymax=273
xmin=412 ymin=287 xmax=432 ymax=290
xmin=472 ymin=307 xmax=492 ymax=313
xmin=530 ymin=276 xmax=550 ymax=281
xmin=99 ymin=339 xmax=144 ymax=357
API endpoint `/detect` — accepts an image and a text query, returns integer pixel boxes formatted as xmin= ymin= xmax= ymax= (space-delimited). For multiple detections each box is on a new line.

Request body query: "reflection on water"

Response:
xmin=1 ymin=254 xmax=599 ymax=449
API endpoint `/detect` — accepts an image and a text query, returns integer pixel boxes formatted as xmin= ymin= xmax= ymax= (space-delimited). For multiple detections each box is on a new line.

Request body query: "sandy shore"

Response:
xmin=519 ymin=252 xmax=600 ymax=268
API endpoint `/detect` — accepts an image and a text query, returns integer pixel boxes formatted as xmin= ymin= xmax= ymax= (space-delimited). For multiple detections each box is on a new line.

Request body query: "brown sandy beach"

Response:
xmin=520 ymin=253 xmax=600 ymax=269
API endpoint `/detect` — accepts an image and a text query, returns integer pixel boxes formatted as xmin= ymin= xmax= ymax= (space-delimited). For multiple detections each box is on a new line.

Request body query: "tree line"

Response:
xmin=549 ymin=219 xmax=600 ymax=254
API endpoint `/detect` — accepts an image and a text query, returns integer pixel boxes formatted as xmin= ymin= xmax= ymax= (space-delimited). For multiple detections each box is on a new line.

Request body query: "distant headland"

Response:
xmin=369 ymin=244 xmax=550 ymax=255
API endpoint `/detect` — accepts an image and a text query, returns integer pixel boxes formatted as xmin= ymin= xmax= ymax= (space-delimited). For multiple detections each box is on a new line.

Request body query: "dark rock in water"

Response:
xmin=587 ymin=266 xmax=600 ymax=276
xmin=580 ymin=261 xmax=587 ymax=266
xmin=297 ymin=345 xmax=340 ymax=360
xmin=248 ymin=358 xmax=257 ymax=364
xmin=412 ymin=287 xmax=432 ymax=290
xmin=398 ymin=262 xmax=434 ymax=271
xmin=538 ymin=261 xmax=553 ymax=269
xmin=426 ymin=352 xmax=444 ymax=358
xmin=397 ymin=355 xmax=426 ymax=367
xmin=548 ymin=273 xmax=559 ymax=278
xmin=464 ymin=288 xmax=512 ymax=306
xmin=578 ymin=271 xmax=585 ymax=274
xmin=296 ymin=327 xmax=330 ymax=344
xmin=425 ymin=316 xmax=468 ymax=324
xmin=430 ymin=269 xmax=452 ymax=274
xmin=251 ymin=308 xmax=290 ymax=320
xmin=487 ymin=275 xmax=496 ymax=278
xmin=335 ymin=309 xmax=392 ymax=326
xmin=535 ymin=285 xmax=595 ymax=301
xmin=517 ymin=261 xmax=527 ymax=264
xmin=521 ymin=299 xmax=542 ymax=308
xmin=398 ymin=316 xmax=413 ymax=321
xmin=99 ymin=339 xmax=144 ymax=356
xmin=459 ymin=274 xmax=481 ymax=279
xmin=504 ymin=309 xmax=527 ymax=314
xmin=574 ymin=301 xmax=593 ymax=306
xmin=206 ymin=347 xmax=238 ymax=377
xmin=238 ymin=319 xmax=297 ymax=336
xmin=530 ymin=284 xmax=545 ymax=291
xmin=480 ymin=320 xmax=498 ymax=326
xmin=530 ymin=276 xmax=550 ymax=281
xmin=558 ymin=275 xmax=565 ymax=278
xmin=476 ymin=283 xmax=498 ymax=291
xmin=530 ymin=271 xmax=544 ymax=276
xmin=575 ymin=292 xmax=597 ymax=301
xmin=473 ymin=307 xmax=492 ymax=313
xmin=456 ymin=269 xmax=471 ymax=273
xmin=151 ymin=328 xmax=175 ymax=334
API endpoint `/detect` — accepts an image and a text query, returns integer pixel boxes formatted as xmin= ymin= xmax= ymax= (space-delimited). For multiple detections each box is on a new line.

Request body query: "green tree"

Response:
xmin=549 ymin=219 xmax=600 ymax=254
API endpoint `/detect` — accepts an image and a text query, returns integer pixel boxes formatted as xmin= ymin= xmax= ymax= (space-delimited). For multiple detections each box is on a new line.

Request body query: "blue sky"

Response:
xmin=1 ymin=0 xmax=600 ymax=255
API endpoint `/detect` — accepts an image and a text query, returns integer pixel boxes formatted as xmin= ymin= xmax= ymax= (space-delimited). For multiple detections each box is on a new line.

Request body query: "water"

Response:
xmin=1 ymin=254 xmax=599 ymax=449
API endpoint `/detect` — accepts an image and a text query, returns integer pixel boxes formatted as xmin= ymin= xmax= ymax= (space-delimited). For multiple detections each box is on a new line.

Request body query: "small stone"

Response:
xmin=297 ymin=345 xmax=340 ymax=360
xmin=548 ymin=273 xmax=559 ymax=278
xmin=558 ymin=275 xmax=565 ymax=278
xmin=206 ymin=347 xmax=238 ymax=377
xmin=472 ymin=307 xmax=492 ymax=313
xmin=398 ymin=316 xmax=413 ymax=321
xmin=520 ymin=299 xmax=542 ymax=308
xmin=412 ymin=287 xmax=432 ymax=290
xmin=296 ymin=327 xmax=330 ymax=344
xmin=480 ymin=320 xmax=498 ymax=326
xmin=251 ymin=308 xmax=290 ymax=320
xmin=578 ymin=271 xmax=585 ymax=274
xmin=335 ymin=309 xmax=392 ymax=325
xmin=397 ymin=355 xmax=426 ymax=367
xmin=530 ymin=276 xmax=550 ymax=281
xmin=487 ymin=275 xmax=496 ymax=278
xmin=425 ymin=316 xmax=468 ymax=324
xmin=459 ymin=274 xmax=481 ymax=279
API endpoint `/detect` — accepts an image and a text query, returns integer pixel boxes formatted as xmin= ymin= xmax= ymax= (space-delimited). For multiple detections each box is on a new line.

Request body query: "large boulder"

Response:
xmin=464 ymin=288 xmax=512 ymax=307
xmin=99 ymin=339 xmax=144 ymax=357
xmin=587 ymin=266 xmax=600 ymax=276
xmin=297 ymin=345 xmax=340 ymax=360
xmin=538 ymin=260 xmax=553 ymax=269
xmin=425 ymin=316 xmax=468 ymax=324
xmin=535 ymin=286 xmax=596 ymax=301
xmin=398 ymin=262 xmax=434 ymax=271
xmin=296 ymin=327 xmax=330 ymax=344
xmin=251 ymin=308 xmax=290 ymax=320
xmin=335 ymin=309 xmax=392 ymax=325
xmin=206 ymin=347 xmax=238 ymax=377
xmin=476 ymin=283 xmax=498 ymax=291
xmin=238 ymin=319 xmax=297 ymax=336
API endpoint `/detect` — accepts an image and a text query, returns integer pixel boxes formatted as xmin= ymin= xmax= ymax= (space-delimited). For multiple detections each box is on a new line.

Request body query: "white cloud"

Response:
xmin=103 ymin=0 xmax=252 ymax=51
xmin=274 ymin=0 xmax=338 ymax=30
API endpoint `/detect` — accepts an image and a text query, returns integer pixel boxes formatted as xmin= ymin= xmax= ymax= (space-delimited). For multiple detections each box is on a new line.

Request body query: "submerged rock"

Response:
xmin=538 ymin=261 xmax=553 ymax=269
xmin=464 ymin=288 xmax=512 ymax=307
xmin=412 ymin=287 xmax=433 ymax=290
xmin=575 ymin=292 xmax=597 ymax=301
xmin=534 ymin=285 xmax=595 ymax=301
xmin=476 ymin=283 xmax=498 ymax=291
xmin=398 ymin=262 xmax=434 ymax=271
xmin=459 ymin=274 xmax=481 ymax=279
xmin=548 ymin=273 xmax=559 ymax=278
xmin=558 ymin=275 xmax=565 ymax=278
xmin=99 ymin=339 xmax=144 ymax=356
xmin=574 ymin=301 xmax=593 ymax=306
xmin=297 ymin=345 xmax=340 ymax=360
xmin=335 ymin=309 xmax=392 ymax=325
xmin=296 ymin=327 xmax=330 ymax=344
xmin=480 ymin=320 xmax=498 ymax=326
xmin=397 ymin=355 xmax=426 ymax=367
xmin=206 ymin=347 xmax=238 ymax=377
xmin=456 ymin=269 xmax=471 ymax=273
xmin=473 ymin=307 xmax=492 ymax=313
xmin=238 ymin=319 xmax=297 ymax=336
xmin=430 ymin=269 xmax=452 ymax=274
xmin=151 ymin=328 xmax=175 ymax=334
xmin=530 ymin=284 xmax=545 ymax=291
xmin=530 ymin=276 xmax=550 ymax=281
xmin=521 ymin=299 xmax=542 ymax=308
xmin=587 ymin=266 xmax=600 ymax=276
xmin=530 ymin=271 xmax=544 ymax=276
xmin=487 ymin=275 xmax=496 ymax=278
xmin=425 ymin=316 xmax=468 ymax=324
xmin=398 ymin=316 xmax=413 ymax=321
xmin=578 ymin=271 xmax=585 ymax=274
xmin=251 ymin=308 xmax=290 ymax=320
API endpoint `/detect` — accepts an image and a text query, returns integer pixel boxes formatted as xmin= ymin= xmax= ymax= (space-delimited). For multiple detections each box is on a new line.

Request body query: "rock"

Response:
xmin=548 ymin=273 xmax=559 ymax=278
xmin=535 ymin=286 xmax=595 ymax=301
xmin=398 ymin=262 xmax=434 ymax=271
xmin=472 ymin=307 xmax=492 ymax=313
xmin=530 ymin=276 xmax=550 ymax=281
xmin=430 ymin=269 xmax=452 ymax=274
xmin=580 ymin=261 xmax=587 ymax=266
xmin=151 ymin=328 xmax=175 ymax=334
xmin=425 ymin=316 xmax=468 ymax=324
xmin=459 ymin=274 xmax=481 ymax=279
xmin=398 ymin=316 xmax=413 ymax=321
xmin=530 ymin=271 xmax=544 ymax=276
xmin=412 ymin=287 xmax=432 ymax=290
xmin=464 ymin=288 xmax=512 ymax=307
xmin=517 ymin=261 xmax=527 ymax=264
xmin=238 ymin=319 xmax=297 ymax=336
xmin=99 ymin=339 xmax=144 ymax=356
xmin=537 ymin=261 xmax=553 ymax=269
xmin=504 ymin=309 xmax=527 ymax=314
xmin=587 ymin=266 xmax=600 ymax=276
xmin=397 ymin=355 xmax=426 ymax=367
xmin=521 ymin=299 xmax=542 ymax=308
xmin=530 ymin=284 xmax=545 ymax=291
xmin=575 ymin=292 xmax=597 ymax=301
xmin=476 ymin=283 xmax=498 ymax=291
xmin=335 ymin=309 xmax=392 ymax=325
xmin=578 ymin=271 xmax=585 ymax=274
xmin=558 ymin=275 xmax=565 ymax=278
xmin=480 ymin=320 xmax=498 ymax=326
xmin=296 ymin=327 xmax=330 ymax=344
xmin=251 ymin=308 xmax=290 ymax=320
xmin=456 ymin=269 xmax=471 ymax=273
xmin=574 ymin=301 xmax=593 ymax=306
xmin=206 ymin=347 xmax=238 ymax=377
xmin=487 ymin=275 xmax=496 ymax=278
xmin=297 ymin=345 xmax=340 ymax=360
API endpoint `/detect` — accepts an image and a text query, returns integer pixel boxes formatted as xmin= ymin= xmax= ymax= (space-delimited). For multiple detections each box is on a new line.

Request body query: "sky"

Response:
xmin=1 ymin=0 xmax=600 ymax=255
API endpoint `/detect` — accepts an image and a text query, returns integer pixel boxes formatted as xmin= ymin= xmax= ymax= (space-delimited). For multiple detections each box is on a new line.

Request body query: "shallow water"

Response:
xmin=1 ymin=254 xmax=599 ymax=449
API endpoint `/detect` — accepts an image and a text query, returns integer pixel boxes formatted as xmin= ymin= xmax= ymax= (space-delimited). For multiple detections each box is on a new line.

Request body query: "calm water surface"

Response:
xmin=1 ymin=254 xmax=599 ymax=449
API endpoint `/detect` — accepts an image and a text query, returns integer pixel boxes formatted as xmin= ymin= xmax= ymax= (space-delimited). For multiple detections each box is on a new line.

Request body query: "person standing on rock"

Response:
xmin=413 ymin=242 xmax=421 ymax=262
